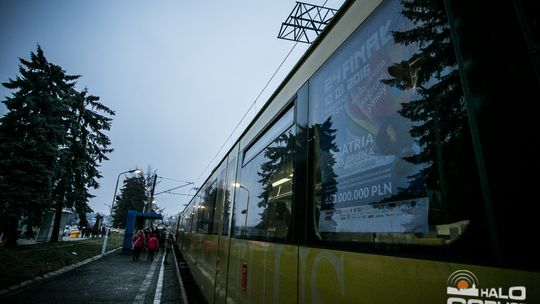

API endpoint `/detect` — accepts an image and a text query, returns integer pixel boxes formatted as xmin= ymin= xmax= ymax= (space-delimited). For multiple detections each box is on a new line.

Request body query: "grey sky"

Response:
xmin=0 ymin=0 xmax=344 ymax=218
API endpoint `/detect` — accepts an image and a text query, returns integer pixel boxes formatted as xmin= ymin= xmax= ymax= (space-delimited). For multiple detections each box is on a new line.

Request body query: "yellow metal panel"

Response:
xmin=227 ymin=239 xmax=298 ymax=304
xmin=214 ymin=236 xmax=231 ymax=304
xmin=196 ymin=234 xmax=220 ymax=303
xmin=299 ymin=247 xmax=540 ymax=303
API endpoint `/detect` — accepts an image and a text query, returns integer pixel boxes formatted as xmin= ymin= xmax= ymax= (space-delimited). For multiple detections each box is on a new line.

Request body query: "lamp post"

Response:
xmin=144 ymin=174 xmax=158 ymax=214
xmin=234 ymin=183 xmax=250 ymax=236
xmin=101 ymin=168 xmax=142 ymax=255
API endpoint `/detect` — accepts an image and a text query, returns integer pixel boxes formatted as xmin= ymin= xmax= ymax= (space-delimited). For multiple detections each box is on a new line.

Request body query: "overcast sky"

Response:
xmin=0 ymin=0 xmax=345 ymax=219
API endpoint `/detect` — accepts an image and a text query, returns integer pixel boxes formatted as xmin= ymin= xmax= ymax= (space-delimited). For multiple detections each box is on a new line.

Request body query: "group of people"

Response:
xmin=68 ymin=224 xmax=106 ymax=238
xmin=131 ymin=227 xmax=174 ymax=263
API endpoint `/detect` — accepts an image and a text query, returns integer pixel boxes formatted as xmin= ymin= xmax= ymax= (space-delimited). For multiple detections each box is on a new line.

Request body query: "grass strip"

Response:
xmin=0 ymin=235 xmax=123 ymax=289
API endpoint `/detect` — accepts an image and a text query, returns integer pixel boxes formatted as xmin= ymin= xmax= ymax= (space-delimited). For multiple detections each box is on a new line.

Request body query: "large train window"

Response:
xmin=181 ymin=208 xmax=193 ymax=233
xmin=233 ymin=107 xmax=295 ymax=243
xmin=196 ymin=180 xmax=217 ymax=234
xmin=308 ymin=0 xmax=486 ymax=249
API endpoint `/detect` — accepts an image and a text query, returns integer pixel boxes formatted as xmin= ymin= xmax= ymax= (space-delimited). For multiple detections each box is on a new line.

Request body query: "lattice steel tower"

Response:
xmin=278 ymin=2 xmax=338 ymax=44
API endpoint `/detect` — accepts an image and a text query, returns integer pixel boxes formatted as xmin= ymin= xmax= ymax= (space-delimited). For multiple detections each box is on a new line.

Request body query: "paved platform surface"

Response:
xmin=1 ymin=248 xmax=185 ymax=304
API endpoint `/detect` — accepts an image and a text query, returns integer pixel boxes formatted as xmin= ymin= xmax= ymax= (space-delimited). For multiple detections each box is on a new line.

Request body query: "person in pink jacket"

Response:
xmin=146 ymin=234 xmax=160 ymax=262
xmin=132 ymin=230 xmax=146 ymax=262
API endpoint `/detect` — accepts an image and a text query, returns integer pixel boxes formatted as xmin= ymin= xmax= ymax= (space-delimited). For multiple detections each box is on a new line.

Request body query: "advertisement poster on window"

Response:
xmin=310 ymin=0 xmax=429 ymax=233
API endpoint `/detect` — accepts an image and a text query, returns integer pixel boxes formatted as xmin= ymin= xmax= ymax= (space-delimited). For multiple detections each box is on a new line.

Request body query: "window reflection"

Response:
xmin=234 ymin=127 xmax=295 ymax=242
xmin=181 ymin=210 xmax=192 ymax=232
xmin=195 ymin=183 xmax=217 ymax=235
xmin=212 ymin=168 xmax=227 ymax=235
xmin=309 ymin=0 xmax=484 ymax=246
xmin=221 ymin=157 xmax=237 ymax=236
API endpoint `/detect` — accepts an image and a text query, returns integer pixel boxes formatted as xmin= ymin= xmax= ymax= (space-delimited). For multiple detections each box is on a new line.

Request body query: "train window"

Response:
xmin=233 ymin=125 xmax=295 ymax=243
xmin=196 ymin=180 xmax=217 ymax=234
xmin=191 ymin=195 xmax=202 ymax=233
xmin=184 ymin=204 xmax=196 ymax=232
xmin=181 ymin=210 xmax=192 ymax=232
xmin=308 ymin=0 xmax=486 ymax=250
xmin=212 ymin=167 xmax=227 ymax=235
xmin=190 ymin=195 xmax=199 ymax=232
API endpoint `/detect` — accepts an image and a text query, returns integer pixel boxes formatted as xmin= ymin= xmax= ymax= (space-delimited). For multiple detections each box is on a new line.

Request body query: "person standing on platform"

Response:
xmin=146 ymin=234 xmax=160 ymax=262
xmin=132 ymin=230 xmax=146 ymax=262
xmin=163 ymin=232 xmax=174 ymax=265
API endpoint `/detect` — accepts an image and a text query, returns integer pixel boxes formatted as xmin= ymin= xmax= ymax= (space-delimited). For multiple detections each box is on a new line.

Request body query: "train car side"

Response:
xmin=175 ymin=0 xmax=540 ymax=303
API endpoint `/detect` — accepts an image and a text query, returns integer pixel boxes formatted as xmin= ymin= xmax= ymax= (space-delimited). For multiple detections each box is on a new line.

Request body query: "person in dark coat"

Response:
xmin=163 ymin=232 xmax=174 ymax=265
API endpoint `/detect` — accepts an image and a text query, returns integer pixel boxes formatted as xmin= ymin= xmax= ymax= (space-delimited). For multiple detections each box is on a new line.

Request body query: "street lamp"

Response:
xmin=101 ymin=168 xmax=142 ymax=255
xmin=233 ymin=183 xmax=250 ymax=236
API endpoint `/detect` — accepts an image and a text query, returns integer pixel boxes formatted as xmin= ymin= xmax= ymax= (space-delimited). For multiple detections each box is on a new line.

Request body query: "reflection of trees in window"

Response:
xmin=182 ymin=213 xmax=192 ymax=232
xmin=221 ymin=173 xmax=234 ymax=236
xmin=229 ymin=191 xmax=237 ymax=237
xmin=253 ymin=128 xmax=295 ymax=241
xmin=194 ymin=197 xmax=203 ymax=233
xmin=197 ymin=184 xmax=217 ymax=234
xmin=310 ymin=117 xmax=339 ymax=233
xmin=212 ymin=176 xmax=226 ymax=235
xmin=214 ymin=156 xmax=238 ymax=237
xmin=312 ymin=117 xmax=339 ymax=211
xmin=383 ymin=0 xmax=479 ymax=223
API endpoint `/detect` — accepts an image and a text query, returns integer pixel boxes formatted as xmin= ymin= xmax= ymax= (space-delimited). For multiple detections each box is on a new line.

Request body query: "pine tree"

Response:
xmin=49 ymin=88 xmax=114 ymax=241
xmin=0 ymin=45 xmax=115 ymax=245
xmin=382 ymin=0 xmax=476 ymax=222
xmin=0 ymin=46 xmax=76 ymax=246
xmin=112 ymin=176 xmax=148 ymax=229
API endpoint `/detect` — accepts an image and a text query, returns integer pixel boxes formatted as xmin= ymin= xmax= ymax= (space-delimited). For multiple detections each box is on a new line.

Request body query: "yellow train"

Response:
xmin=175 ymin=0 xmax=540 ymax=303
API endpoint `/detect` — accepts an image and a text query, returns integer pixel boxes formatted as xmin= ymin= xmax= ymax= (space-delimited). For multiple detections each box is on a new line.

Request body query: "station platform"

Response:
xmin=1 ymin=248 xmax=187 ymax=304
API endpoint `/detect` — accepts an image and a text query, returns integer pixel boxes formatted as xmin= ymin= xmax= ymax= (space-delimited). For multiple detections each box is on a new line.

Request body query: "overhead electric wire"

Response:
xmin=194 ymin=0 xmax=335 ymax=187
xmin=161 ymin=192 xmax=194 ymax=196
xmin=194 ymin=41 xmax=299 ymax=184
xmin=154 ymin=182 xmax=194 ymax=196
xmin=157 ymin=176 xmax=194 ymax=184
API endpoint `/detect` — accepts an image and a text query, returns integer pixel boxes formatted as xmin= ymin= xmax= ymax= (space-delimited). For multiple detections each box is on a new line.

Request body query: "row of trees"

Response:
xmin=0 ymin=46 xmax=115 ymax=247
